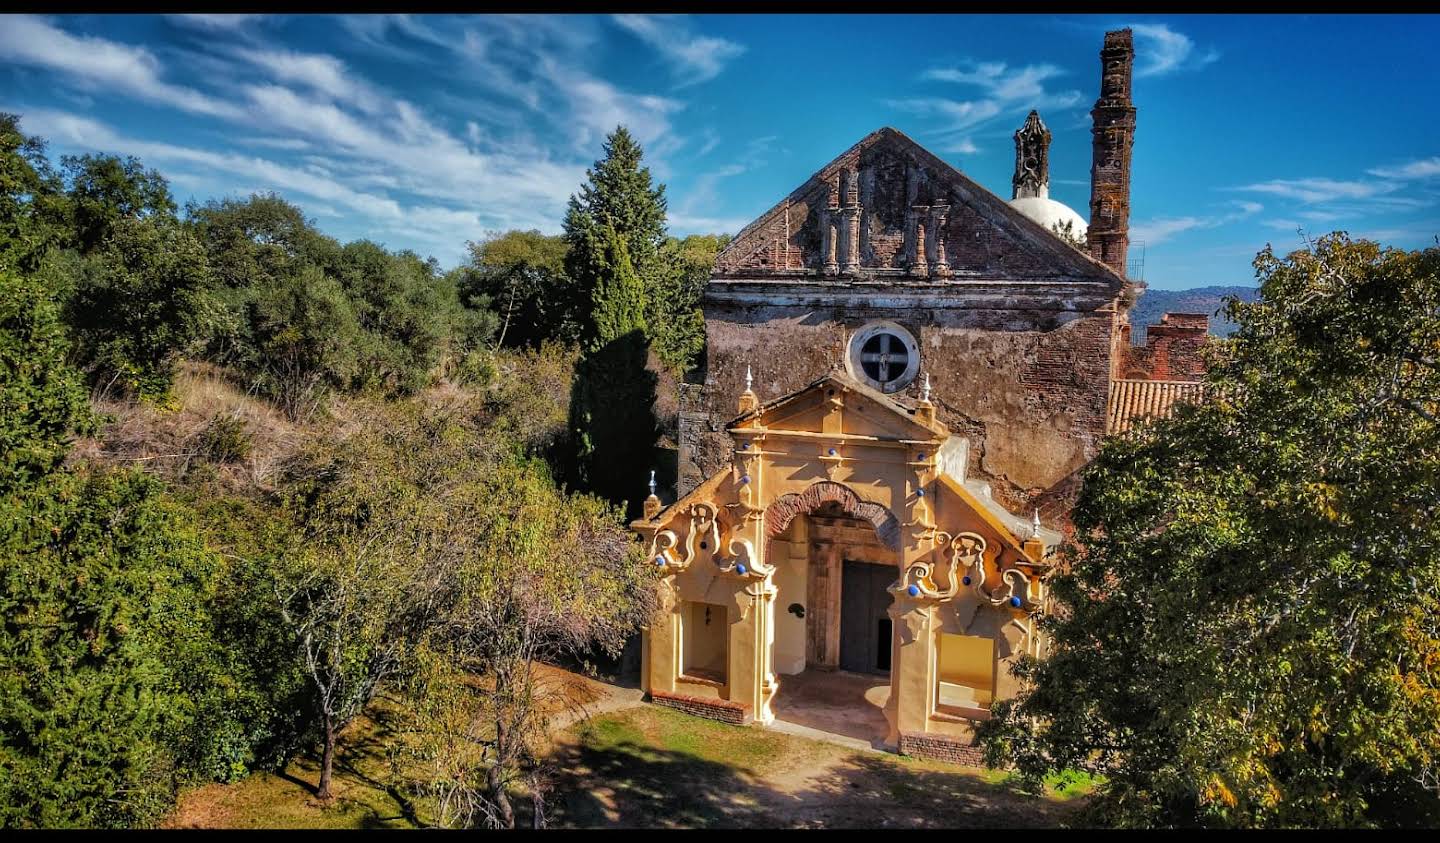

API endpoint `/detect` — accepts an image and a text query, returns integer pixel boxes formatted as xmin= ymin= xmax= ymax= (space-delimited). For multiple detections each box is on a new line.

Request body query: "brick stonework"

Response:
xmin=898 ymin=732 xmax=989 ymax=767
xmin=1122 ymin=312 xmax=1208 ymax=381
xmin=1087 ymin=28 xmax=1136 ymax=277
xmin=765 ymin=481 xmax=901 ymax=549
xmin=649 ymin=690 xmax=752 ymax=726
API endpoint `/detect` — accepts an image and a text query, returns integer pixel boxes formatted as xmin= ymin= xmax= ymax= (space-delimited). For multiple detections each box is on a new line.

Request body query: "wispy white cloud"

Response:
xmin=1129 ymin=23 xmax=1220 ymax=78
xmin=1232 ymin=177 xmax=1400 ymax=204
xmin=922 ymin=62 xmax=1067 ymax=100
xmin=1367 ymin=156 xmax=1440 ymax=180
xmin=612 ymin=15 xmax=746 ymax=87
xmin=941 ymin=138 xmax=980 ymax=155
xmin=232 ymin=48 xmax=382 ymax=113
xmin=166 ymin=14 xmax=265 ymax=32
xmin=0 ymin=15 xmax=241 ymax=119
xmin=677 ymin=135 xmax=776 ymax=219
xmin=895 ymin=60 xmax=1084 ymax=156
xmin=1130 ymin=200 xmax=1261 ymax=245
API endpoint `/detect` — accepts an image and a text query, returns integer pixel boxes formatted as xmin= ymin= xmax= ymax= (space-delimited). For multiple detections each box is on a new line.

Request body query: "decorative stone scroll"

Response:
xmin=904 ymin=531 xmax=986 ymax=600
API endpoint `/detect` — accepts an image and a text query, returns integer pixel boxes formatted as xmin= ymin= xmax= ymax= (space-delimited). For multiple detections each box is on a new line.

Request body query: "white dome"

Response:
xmin=1009 ymin=196 xmax=1088 ymax=241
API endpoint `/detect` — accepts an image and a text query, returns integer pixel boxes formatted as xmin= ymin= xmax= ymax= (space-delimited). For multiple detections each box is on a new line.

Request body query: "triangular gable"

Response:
xmin=728 ymin=371 xmax=948 ymax=441
xmin=714 ymin=126 xmax=1125 ymax=288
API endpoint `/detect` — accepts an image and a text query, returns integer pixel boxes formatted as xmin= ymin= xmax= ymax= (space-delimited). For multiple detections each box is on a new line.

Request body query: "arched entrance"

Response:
xmin=765 ymin=484 xmax=899 ymax=748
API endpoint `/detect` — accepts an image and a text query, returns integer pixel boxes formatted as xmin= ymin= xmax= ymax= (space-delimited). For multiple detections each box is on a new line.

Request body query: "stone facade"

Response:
xmin=643 ymin=28 xmax=1207 ymax=765
xmin=634 ymin=374 xmax=1059 ymax=754
xmin=677 ymin=28 xmax=1156 ymax=530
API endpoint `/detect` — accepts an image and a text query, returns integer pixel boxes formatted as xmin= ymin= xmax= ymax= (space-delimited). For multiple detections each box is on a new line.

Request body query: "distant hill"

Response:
xmin=1129 ymin=285 xmax=1259 ymax=339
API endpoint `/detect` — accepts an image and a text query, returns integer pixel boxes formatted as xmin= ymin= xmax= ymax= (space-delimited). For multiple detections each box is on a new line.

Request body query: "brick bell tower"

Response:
xmin=1088 ymin=28 xmax=1136 ymax=277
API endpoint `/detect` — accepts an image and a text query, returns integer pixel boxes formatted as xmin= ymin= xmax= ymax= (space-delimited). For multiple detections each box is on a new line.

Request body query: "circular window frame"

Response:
xmin=846 ymin=321 xmax=920 ymax=394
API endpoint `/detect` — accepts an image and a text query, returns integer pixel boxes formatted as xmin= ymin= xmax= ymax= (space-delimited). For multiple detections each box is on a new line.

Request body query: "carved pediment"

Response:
xmin=713 ymin=126 xmax=1124 ymax=287
xmin=728 ymin=372 xmax=948 ymax=442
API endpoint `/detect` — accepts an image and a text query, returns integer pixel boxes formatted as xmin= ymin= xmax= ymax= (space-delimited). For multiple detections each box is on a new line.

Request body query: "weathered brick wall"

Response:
xmin=1122 ymin=312 xmax=1208 ymax=381
xmin=898 ymin=732 xmax=989 ymax=767
xmin=649 ymin=690 xmax=752 ymax=726
xmin=682 ymin=284 xmax=1121 ymax=527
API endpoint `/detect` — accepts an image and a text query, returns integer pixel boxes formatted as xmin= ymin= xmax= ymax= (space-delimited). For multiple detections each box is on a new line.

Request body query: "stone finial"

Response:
xmin=738 ymin=364 xmax=760 ymax=414
xmin=1023 ymin=508 xmax=1046 ymax=562
xmin=1012 ymin=110 xmax=1052 ymax=201
xmin=643 ymin=469 xmax=662 ymax=520
xmin=914 ymin=371 xmax=936 ymax=425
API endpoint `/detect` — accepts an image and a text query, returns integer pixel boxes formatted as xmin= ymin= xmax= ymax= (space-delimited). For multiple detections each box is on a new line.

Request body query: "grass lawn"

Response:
xmin=549 ymin=706 xmax=1090 ymax=828
xmin=167 ymin=701 xmax=1092 ymax=829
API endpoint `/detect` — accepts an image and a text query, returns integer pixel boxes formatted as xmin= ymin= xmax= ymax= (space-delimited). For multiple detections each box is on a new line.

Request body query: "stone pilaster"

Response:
xmin=930 ymin=205 xmax=950 ymax=277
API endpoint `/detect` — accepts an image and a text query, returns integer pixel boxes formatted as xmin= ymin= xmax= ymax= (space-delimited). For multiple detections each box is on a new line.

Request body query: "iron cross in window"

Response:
xmin=860 ymin=332 xmax=909 ymax=384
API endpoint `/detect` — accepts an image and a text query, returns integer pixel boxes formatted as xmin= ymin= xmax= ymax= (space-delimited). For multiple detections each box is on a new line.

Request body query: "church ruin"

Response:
xmin=631 ymin=28 xmax=1208 ymax=763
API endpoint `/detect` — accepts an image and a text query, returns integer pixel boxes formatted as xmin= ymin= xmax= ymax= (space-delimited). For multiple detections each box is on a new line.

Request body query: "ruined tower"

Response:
xmin=1087 ymin=28 xmax=1136 ymax=277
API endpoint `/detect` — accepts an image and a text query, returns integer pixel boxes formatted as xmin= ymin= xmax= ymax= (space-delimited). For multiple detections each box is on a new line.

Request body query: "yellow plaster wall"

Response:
xmin=770 ymin=520 xmax=810 ymax=675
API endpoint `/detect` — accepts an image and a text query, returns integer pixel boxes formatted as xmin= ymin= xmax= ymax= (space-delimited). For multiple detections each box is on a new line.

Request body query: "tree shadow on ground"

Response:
xmin=548 ymin=736 xmax=773 ymax=828
xmin=547 ymin=730 xmax=1084 ymax=829
xmin=765 ymin=753 xmax=1084 ymax=829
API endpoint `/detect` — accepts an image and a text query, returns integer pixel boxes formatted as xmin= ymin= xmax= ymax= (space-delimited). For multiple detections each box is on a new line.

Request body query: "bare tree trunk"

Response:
xmin=488 ymin=719 xmax=515 ymax=829
xmin=318 ymin=714 xmax=336 ymax=801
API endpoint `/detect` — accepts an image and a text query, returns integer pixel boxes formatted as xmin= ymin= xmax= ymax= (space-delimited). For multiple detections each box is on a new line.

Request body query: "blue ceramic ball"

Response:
xmin=918 ymin=453 xmax=925 ymax=460
xmin=736 ymin=563 xmax=748 ymax=575
xmin=741 ymin=442 xmax=749 ymax=450
xmin=740 ymin=474 xmax=751 ymax=485
xmin=962 ymin=575 xmax=972 ymax=586
xmin=916 ymin=489 xmax=925 ymax=497
xmin=655 ymin=556 xmax=666 ymax=567
xmin=828 ymin=447 xmax=837 ymax=456
xmin=907 ymin=584 xmax=920 ymax=597
xmin=1009 ymin=596 xmax=1022 ymax=608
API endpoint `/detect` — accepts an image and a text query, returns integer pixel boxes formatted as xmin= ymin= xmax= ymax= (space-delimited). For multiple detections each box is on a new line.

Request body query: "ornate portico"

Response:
xmin=632 ymin=371 xmax=1060 ymax=757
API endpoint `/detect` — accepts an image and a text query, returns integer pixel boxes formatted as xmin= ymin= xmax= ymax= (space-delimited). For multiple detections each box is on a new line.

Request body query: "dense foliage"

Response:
xmin=0 ymin=271 xmax=293 ymax=827
xmin=980 ymin=233 xmax=1440 ymax=828
xmin=0 ymin=107 xmax=748 ymax=829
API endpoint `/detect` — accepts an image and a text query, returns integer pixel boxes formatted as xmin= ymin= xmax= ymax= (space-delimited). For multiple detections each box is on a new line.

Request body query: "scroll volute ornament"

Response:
xmin=649 ymin=502 xmax=720 ymax=575
xmin=904 ymin=531 xmax=986 ymax=601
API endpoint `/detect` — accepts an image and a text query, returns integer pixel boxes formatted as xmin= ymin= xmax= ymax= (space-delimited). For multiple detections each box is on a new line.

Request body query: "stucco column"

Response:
xmin=754 ymin=580 xmax=779 ymax=723
xmin=646 ymin=586 xmax=682 ymax=696
xmin=886 ymin=596 xmax=938 ymax=746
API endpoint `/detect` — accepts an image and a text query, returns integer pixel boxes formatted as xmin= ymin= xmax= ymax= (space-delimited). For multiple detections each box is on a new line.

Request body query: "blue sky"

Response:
xmin=3 ymin=13 xmax=1437 ymax=289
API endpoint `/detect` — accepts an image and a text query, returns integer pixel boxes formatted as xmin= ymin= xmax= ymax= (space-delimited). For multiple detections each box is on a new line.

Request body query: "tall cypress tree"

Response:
xmin=568 ymin=226 xmax=658 ymax=513
xmin=563 ymin=126 xmax=668 ymax=346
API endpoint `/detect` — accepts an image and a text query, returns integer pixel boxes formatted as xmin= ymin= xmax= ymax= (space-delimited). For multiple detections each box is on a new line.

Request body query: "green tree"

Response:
xmin=650 ymin=233 xmax=729 ymax=372
xmin=0 ymin=114 xmax=68 ymax=273
xmin=65 ymin=216 xmax=215 ymax=401
xmin=457 ymin=229 xmax=573 ymax=348
xmin=0 ymin=270 xmax=91 ymax=491
xmin=979 ymin=233 xmax=1440 ymax=827
xmin=397 ymin=452 xmax=658 ymax=828
xmin=563 ymin=126 xmax=668 ymax=345
xmin=60 ymin=153 xmax=176 ymax=255
xmin=274 ymin=404 xmax=455 ymax=799
xmin=568 ymin=227 xmax=659 ymax=512
xmin=0 ymin=271 xmax=266 ymax=827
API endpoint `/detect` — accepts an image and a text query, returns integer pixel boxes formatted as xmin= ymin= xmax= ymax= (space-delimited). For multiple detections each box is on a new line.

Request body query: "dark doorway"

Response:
xmin=840 ymin=560 xmax=895 ymax=675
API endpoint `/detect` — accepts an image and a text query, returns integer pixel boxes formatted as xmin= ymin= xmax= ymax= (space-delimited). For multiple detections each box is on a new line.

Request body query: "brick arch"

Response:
xmin=765 ymin=481 xmax=901 ymax=550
